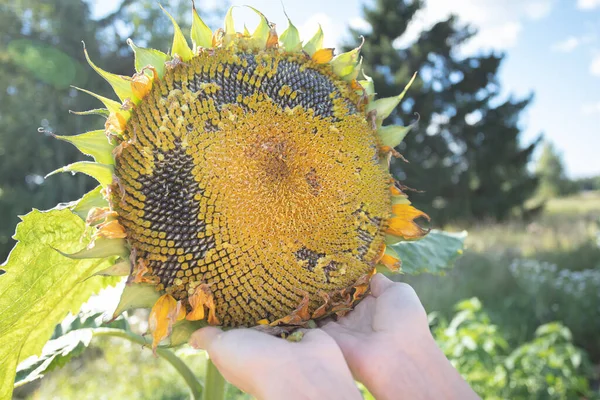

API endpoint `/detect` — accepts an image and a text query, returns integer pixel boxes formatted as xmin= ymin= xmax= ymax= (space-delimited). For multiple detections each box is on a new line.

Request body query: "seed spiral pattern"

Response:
xmin=112 ymin=48 xmax=391 ymax=326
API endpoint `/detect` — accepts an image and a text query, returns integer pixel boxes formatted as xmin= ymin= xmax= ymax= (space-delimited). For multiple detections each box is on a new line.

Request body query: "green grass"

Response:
xmin=404 ymin=191 xmax=600 ymax=361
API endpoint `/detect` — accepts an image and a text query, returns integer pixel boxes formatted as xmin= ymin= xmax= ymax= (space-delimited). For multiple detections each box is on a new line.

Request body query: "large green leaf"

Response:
xmin=391 ymin=229 xmax=467 ymax=275
xmin=0 ymin=209 xmax=118 ymax=399
xmin=15 ymin=312 xmax=129 ymax=387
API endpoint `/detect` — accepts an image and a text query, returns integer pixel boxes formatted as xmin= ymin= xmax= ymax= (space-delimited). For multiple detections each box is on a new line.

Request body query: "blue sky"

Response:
xmin=93 ymin=0 xmax=600 ymax=178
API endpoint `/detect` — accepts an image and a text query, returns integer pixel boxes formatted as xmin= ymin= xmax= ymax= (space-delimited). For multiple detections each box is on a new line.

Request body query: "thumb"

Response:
xmin=189 ymin=326 xmax=223 ymax=350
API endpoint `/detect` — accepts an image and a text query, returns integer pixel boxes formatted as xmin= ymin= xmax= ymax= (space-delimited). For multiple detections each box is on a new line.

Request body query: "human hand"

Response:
xmin=189 ymin=327 xmax=362 ymax=400
xmin=322 ymin=273 xmax=479 ymax=400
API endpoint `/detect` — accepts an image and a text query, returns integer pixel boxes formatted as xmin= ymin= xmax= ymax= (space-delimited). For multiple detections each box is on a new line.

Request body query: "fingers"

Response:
xmin=369 ymin=273 xmax=395 ymax=297
xmin=189 ymin=326 xmax=223 ymax=350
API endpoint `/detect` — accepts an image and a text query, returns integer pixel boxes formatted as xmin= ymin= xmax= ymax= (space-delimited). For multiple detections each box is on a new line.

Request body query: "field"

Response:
xmin=14 ymin=192 xmax=600 ymax=399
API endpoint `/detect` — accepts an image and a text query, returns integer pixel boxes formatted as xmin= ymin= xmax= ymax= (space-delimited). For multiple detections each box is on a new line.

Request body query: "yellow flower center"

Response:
xmin=112 ymin=48 xmax=391 ymax=326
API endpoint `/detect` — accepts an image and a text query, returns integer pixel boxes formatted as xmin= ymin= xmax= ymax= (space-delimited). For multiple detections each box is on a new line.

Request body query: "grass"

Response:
xmin=404 ymin=191 xmax=600 ymax=360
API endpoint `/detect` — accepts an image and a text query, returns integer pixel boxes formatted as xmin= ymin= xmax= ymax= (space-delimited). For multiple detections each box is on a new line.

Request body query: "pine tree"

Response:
xmin=345 ymin=0 xmax=539 ymax=223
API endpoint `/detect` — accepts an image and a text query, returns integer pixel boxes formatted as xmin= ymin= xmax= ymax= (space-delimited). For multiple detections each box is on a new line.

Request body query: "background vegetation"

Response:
xmin=2 ymin=0 xmax=599 ymax=398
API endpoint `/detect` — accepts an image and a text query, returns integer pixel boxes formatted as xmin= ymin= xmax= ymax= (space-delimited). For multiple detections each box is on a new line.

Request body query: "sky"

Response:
xmin=93 ymin=0 xmax=600 ymax=178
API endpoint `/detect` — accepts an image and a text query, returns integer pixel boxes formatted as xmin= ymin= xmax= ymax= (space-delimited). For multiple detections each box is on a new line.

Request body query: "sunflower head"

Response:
xmin=52 ymin=5 xmax=429 ymax=349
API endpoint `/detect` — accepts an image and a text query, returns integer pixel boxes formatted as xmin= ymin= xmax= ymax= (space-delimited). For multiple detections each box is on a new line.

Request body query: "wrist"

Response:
xmin=359 ymin=332 xmax=478 ymax=400
xmin=256 ymin=358 xmax=361 ymax=400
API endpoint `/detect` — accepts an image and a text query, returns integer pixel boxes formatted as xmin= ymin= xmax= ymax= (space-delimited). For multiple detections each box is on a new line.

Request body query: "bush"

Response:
xmin=432 ymin=298 xmax=597 ymax=399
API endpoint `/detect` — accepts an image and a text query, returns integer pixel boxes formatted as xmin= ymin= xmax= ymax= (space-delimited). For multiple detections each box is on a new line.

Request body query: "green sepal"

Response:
xmin=331 ymin=40 xmax=362 ymax=79
xmin=127 ymin=39 xmax=170 ymax=79
xmin=113 ymin=284 xmax=161 ymax=318
xmin=83 ymin=44 xmax=136 ymax=103
xmin=168 ymin=320 xmax=207 ymax=347
xmin=378 ymin=124 xmax=413 ymax=149
xmin=160 ymin=4 xmax=194 ymax=61
xmin=46 ymin=161 xmax=114 ymax=187
xmin=71 ymin=186 xmax=108 ymax=220
xmin=55 ymin=238 xmax=128 ymax=260
xmin=280 ymin=13 xmax=302 ymax=52
xmin=224 ymin=6 xmax=236 ymax=45
xmin=94 ymin=259 xmax=130 ymax=276
xmin=303 ymin=24 xmax=323 ymax=56
xmin=191 ymin=3 xmax=213 ymax=50
xmin=247 ymin=6 xmax=270 ymax=49
xmin=69 ymin=108 xmax=110 ymax=117
xmin=368 ymin=72 xmax=417 ymax=126
xmin=53 ymin=130 xmax=115 ymax=165
xmin=72 ymin=86 xmax=123 ymax=116
xmin=358 ymin=71 xmax=375 ymax=98
xmin=391 ymin=194 xmax=411 ymax=206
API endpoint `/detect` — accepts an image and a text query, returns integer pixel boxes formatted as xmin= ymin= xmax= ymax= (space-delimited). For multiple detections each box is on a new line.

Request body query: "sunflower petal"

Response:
xmin=46 ymin=161 xmax=114 ymax=187
xmin=312 ymin=48 xmax=334 ymax=64
xmin=149 ymin=294 xmax=186 ymax=351
xmin=186 ymin=284 xmax=214 ymax=321
xmin=83 ymin=45 xmax=135 ymax=102
xmin=368 ymin=72 xmax=417 ymax=126
xmin=53 ymin=130 xmax=115 ymax=165
xmin=386 ymin=204 xmax=430 ymax=239
xmin=379 ymin=245 xmax=401 ymax=272
xmin=113 ymin=283 xmax=161 ymax=318
xmin=127 ymin=39 xmax=170 ymax=79
xmin=160 ymin=4 xmax=194 ymax=61
xmin=95 ymin=219 xmax=127 ymax=239
xmin=191 ymin=2 xmax=213 ymax=50
xmin=280 ymin=13 xmax=302 ymax=52
xmin=303 ymin=24 xmax=324 ymax=56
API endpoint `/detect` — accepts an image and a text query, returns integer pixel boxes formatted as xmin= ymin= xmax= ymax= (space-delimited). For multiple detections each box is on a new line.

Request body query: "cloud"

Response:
xmin=348 ymin=17 xmax=372 ymax=33
xmin=582 ymin=102 xmax=600 ymax=115
xmin=298 ymin=13 xmax=341 ymax=48
xmin=393 ymin=0 xmax=556 ymax=54
xmin=552 ymin=36 xmax=581 ymax=52
xmin=577 ymin=0 xmax=600 ymax=10
xmin=591 ymin=54 xmax=600 ymax=76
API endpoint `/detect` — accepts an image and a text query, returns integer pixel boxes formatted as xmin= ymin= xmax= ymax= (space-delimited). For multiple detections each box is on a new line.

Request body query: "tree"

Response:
xmin=535 ymin=142 xmax=571 ymax=199
xmin=345 ymin=0 xmax=539 ymax=223
xmin=0 ymin=0 xmax=222 ymax=261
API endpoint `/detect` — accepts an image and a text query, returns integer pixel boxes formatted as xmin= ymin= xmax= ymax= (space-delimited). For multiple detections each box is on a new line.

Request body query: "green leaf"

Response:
xmin=15 ymin=312 xmax=129 ymax=387
xmin=0 ymin=209 xmax=118 ymax=398
xmin=390 ymin=229 xmax=467 ymax=275
xmin=14 ymin=329 xmax=93 ymax=387
xmin=53 ymin=130 xmax=115 ymax=165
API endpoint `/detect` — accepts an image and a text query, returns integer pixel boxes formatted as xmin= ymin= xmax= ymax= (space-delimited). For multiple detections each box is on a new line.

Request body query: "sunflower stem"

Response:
xmin=91 ymin=328 xmax=203 ymax=399
xmin=203 ymin=358 xmax=226 ymax=400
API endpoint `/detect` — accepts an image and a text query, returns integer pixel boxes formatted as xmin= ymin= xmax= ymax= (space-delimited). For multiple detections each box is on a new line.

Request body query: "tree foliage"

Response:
xmin=0 ymin=0 xmax=222 ymax=262
xmin=345 ymin=0 xmax=540 ymax=223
